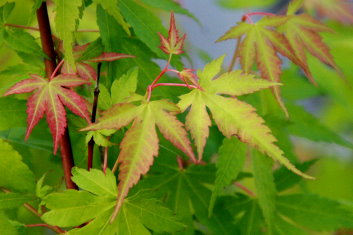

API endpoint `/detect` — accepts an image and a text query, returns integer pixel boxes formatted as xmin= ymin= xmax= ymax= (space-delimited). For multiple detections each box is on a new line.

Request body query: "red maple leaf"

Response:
xmin=4 ymin=74 xmax=91 ymax=153
xmin=158 ymin=12 xmax=186 ymax=55
xmin=60 ymin=43 xmax=135 ymax=81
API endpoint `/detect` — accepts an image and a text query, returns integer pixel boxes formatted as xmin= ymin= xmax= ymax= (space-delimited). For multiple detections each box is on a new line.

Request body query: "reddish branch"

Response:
xmin=87 ymin=63 xmax=102 ymax=170
xmin=26 ymin=224 xmax=66 ymax=234
xmin=36 ymin=2 xmax=77 ymax=189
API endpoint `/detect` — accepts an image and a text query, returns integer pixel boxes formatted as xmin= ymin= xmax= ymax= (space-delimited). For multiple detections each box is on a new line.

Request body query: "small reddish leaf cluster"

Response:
xmin=158 ymin=12 xmax=186 ymax=55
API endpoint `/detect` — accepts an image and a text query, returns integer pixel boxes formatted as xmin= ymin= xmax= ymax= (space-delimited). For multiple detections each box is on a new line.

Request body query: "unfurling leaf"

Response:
xmin=178 ymin=56 xmax=313 ymax=179
xmin=82 ymin=100 xmax=195 ymax=218
xmin=158 ymin=12 xmax=186 ymax=55
xmin=4 ymin=74 xmax=91 ymax=153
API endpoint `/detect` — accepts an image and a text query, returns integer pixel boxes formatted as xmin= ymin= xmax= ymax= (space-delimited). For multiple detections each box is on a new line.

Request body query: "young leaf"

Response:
xmin=43 ymin=168 xmax=182 ymax=234
xmin=217 ymin=16 xmax=312 ymax=116
xmin=111 ymin=67 xmax=138 ymax=104
xmin=42 ymin=190 xmax=114 ymax=227
xmin=4 ymin=74 xmax=91 ymax=153
xmin=71 ymin=167 xmax=117 ymax=197
xmin=54 ymin=0 xmax=83 ymax=72
xmin=178 ymin=56 xmax=312 ymax=179
xmin=0 ymin=139 xmax=36 ymax=193
xmin=158 ymin=12 xmax=186 ymax=55
xmin=209 ymin=137 xmax=247 ymax=215
xmin=280 ymin=13 xmax=337 ymax=72
xmin=83 ymin=100 xmax=195 ymax=218
xmin=277 ymin=194 xmax=353 ymax=231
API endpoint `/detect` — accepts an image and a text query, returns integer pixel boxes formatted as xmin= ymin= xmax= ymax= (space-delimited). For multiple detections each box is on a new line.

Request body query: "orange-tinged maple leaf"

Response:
xmin=280 ymin=14 xmax=337 ymax=73
xmin=4 ymin=74 xmax=91 ymax=153
xmin=178 ymin=56 xmax=313 ymax=179
xmin=304 ymin=0 xmax=353 ymax=24
xmin=217 ymin=16 xmax=306 ymax=117
xmin=82 ymin=100 xmax=195 ymax=219
xmin=158 ymin=12 xmax=186 ymax=55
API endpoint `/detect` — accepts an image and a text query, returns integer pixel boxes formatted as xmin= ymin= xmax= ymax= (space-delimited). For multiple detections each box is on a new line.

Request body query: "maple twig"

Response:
xmin=26 ymin=224 xmax=66 ymax=234
xmin=88 ymin=63 xmax=102 ymax=170
xmin=5 ymin=23 xmax=99 ymax=33
xmin=146 ymin=54 xmax=173 ymax=101
xmin=4 ymin=23 xmax=39 ymax=31
xmin=234 ymin=182 xmax=256 ymax=197
xmin=37 ymin=2 xmax=77 ymax=190
xmin=50 ymin=59 xmax=64 ymax=80
xmin=103 ymin=138 xmax=110 ymax=174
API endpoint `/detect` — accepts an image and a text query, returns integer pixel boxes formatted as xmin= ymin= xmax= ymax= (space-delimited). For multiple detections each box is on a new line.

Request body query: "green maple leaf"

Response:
xmin=178 ymin=55 xmax=312 ymax=179
xmin=277 ymin=193 xmax=353 ymax=231
xmin=41 ymin=168 xmax=183 ymax=234
xmin=138 ymin=162 xmax=235 ymax=234
xmin=82 ymin=100 xmax=195 ymax=218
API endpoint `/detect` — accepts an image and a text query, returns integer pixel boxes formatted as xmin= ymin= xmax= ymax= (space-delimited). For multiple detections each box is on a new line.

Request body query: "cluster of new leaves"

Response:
xmin=217 ymin=1 xmax=337 ymax=116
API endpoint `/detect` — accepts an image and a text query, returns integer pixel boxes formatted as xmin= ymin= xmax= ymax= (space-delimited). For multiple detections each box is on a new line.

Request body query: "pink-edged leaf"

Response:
xmin=159 ymin=12 xmax=186 ymax=55
xmin=81 ymin=103 xmax=139 ymax=131
xmin=4 ymin=73 xmax=90 ymax=154
xmin=4 ymin=75 xmax=46 ymax=96
xmin=115 ymin=108 xmax=158 ymax=215
xmin=45 ymin=90 xmax=67 ymax=154
xmin=56 ymin=88 xmax=91 ymax=122
xmin=73 ymin=43 xmax=90 ymax=59
xmin=76 ymin=62 xmax=97 ymax=81
xmin=51 ymin=74 xmax=92 ymax=87
xmin=178 ymin=90 xmax=211 ymax=161
xmin=25 ymin=88 xmax=47 ymax=141
xmin=152 ymin=100 xmax=196 ymax=162
xmin=87 ymin=52 xmax=135 ymax=63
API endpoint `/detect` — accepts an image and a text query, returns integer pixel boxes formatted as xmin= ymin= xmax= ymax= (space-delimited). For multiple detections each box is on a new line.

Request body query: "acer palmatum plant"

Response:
xmin=1 ymin=0 xmax=353 ymax=234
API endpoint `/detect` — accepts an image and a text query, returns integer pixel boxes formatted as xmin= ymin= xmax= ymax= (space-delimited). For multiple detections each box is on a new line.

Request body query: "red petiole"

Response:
xmin=242 ymin=12 xmax=277 ymax=23
xmin=146 ymin=55 xmax=200 ymax=101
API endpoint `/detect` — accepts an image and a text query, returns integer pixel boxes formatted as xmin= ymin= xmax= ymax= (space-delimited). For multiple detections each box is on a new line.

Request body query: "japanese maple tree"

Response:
xmin=0 ymin=0 xmax=353 ymax=234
